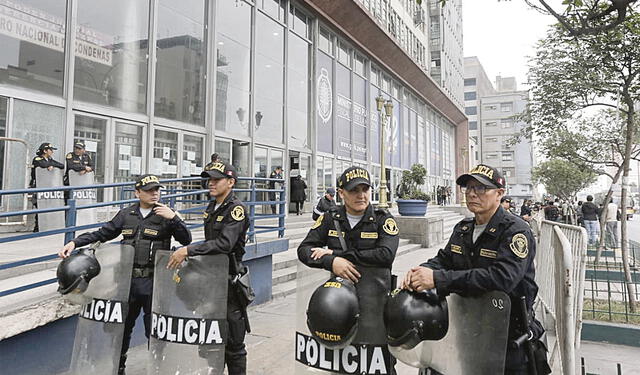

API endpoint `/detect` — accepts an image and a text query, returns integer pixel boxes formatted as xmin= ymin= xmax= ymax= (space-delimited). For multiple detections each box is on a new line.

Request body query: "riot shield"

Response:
xmin=69 ymin=244 xmax=135 ymax=375
xmin=295 ymin=262 xmax=394 ymax=375
xmin=68 ymin=170 xmax=97 ymax=225
xmin=389 ymin=291 xmax=511 ymax=375
xmin=149 ymin=250 xmax=229 ymax=375
xmin=35 ymin=168 xmax=65 ymax=231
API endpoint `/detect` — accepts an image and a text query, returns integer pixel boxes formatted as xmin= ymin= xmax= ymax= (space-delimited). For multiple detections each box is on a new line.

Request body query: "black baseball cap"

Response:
xmin=74 ymin=142 xmax=85 ymax=149
xmin=38 ymin=142 xmax=57 ymax=151
xmin=337 ymin=166 xmax=371 ymax=191
xmin=135 ymin=174 xmax=164 ymax=191
xmin=456 ymin=164 xmax=505 ymax=189
xmin=501 ymin=196 xmax=513 ymax=203
xmin=326 ymin=187 xmax=336 ymax=196
xmin=201 ymin=161 xmax=237 ymax=181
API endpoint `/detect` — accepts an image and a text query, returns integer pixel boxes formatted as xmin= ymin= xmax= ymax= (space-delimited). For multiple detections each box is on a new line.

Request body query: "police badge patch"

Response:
xmin=382 ymin=218 xmax=399 ymax=235
xmin=311 ymin=214 xmax=324 ymax=229
xmin=510 ymin=233 xmax=529 ymax=259
xmin=231 ymin=206 xmax=245 ymax=221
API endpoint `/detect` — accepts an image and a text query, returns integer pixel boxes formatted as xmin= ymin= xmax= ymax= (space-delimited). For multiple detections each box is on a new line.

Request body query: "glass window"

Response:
xmin=316 ymin=51 xmax=333 ymax=153
xmin=254 ymin=12 xmax=284 ymax=143
xmin=0 ymin=1 xmax=66 ymax=96
xmin=464 ymin=78 xmax=476 ymax=86
xmin=486 ymin=137 xmax=498 ymax=143
xmin=502 ymin=152 xmax=513 ymax=161
xmin=155 ymin=0 xmax=206 ymax=125
xmin=215 ymin=0 xmax=251 ymax=137
xmin=290 ymin=5 xmax=309 ymax=38
xmin=402 ymin=106 xmax=410 ymax=169
xmin=469 ymin=120 xmax=477 ymax=130
xmin=319 ymin=28 xmax=332 ymax=55
xmin=153 ymin=129 xmax=178 ymax=178
xmin=501 ymin=119 xmax=513 ymax=128
xmin=464 ymin=91 xmax=476 ymax=101
xmin=370 ymin=84 xmax=381 ymax=164
xmin=485 ymin=104 xmax=497 ymax=111
xmin=337 ymin=41 xmax=351 ymax=67
xmin=501 ymin=102 xmax=513 ymax=112
xmin=486 ymin=121 xmax=497 ymax=127
xmin=335 ymin=64 xmax=351 ymax=159
xmin=182 ymin=134 xmax=203 ymax=177
xmin=254 ymin=146 xmax=268 ymax=178
xmin=288 ymin=33 xmax=310 ymax=149
xmin=114 ymin=122 xmax=144 ymax=183
xmin=73 ymin=116 xmax=107 ymax=189
xmin=261 ymin=0 xmax=285 ymax=21
xmin=232 ymin=139 xmax=250 ymax=177
xmin=214 ymin=139 xmax=231 ymax=163
xmin=352 ymin=74 xmax=367 ymax=161
xmin=354 ymin=54 xmax=365 ymax=77
xmin=74 ymin=0 xmax=149 ymax=113
xmin=465 ymin=106 xmax=477 ymax=115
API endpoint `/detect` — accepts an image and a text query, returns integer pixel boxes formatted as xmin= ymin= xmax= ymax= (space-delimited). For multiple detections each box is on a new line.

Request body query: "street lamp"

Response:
xmin=376 ymin=96 xmax=393 ymax=209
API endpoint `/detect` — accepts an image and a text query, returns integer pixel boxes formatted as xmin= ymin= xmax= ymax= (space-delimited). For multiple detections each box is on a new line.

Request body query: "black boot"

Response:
xmin=118 ymin=354 xmax=127 ymax=375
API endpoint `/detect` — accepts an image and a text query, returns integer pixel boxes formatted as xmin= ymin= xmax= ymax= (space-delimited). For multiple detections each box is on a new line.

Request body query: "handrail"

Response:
xmin=0 ymin=175 xmax=288 ymax=297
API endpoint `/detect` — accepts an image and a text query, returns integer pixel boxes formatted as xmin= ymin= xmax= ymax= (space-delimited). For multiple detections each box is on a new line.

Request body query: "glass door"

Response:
xmin=114 ymin=121 xmax=145 ymax=183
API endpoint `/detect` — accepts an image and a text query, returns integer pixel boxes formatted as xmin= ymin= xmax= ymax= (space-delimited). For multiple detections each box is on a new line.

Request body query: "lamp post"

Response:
xmin=376 ymin=95 xmax=393 ymax=209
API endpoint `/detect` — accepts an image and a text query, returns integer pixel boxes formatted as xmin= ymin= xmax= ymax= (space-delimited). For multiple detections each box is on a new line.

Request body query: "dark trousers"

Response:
xmin=226 ymin=291 xmax=247 ymax=374
xmin=294 ymin=201 xmax=304 ymax=215
xmin=269 ymin=192 xmax=277 ymax=214
xmin=119 ymin=277 xmax=153 ymax=369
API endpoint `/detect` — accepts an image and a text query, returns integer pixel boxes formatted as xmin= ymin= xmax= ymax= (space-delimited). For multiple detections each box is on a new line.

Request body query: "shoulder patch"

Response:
xmin=382 ymin=217 xmax=399 ymax=235
xmin=510 ymin=233 xmax=529 ymax=259
xmin=311 ymin=214 xmax=324 ymax=229
xmin=35 ymin=157 xmax=42 ymax=161
xmin=231 ymin=205 xmax=245 ymax=221
xmin=66 ymin=153 xmax=72 ymax=159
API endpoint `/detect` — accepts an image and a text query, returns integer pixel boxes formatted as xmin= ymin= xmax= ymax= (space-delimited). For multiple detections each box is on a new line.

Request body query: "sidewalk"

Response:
xmin=124 ymin=245 xmax=442 ymax=374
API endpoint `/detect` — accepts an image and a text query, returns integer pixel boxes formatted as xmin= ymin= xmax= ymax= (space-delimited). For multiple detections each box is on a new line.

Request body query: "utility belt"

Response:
xmin=510 ymin=297 xmax=551 ymax=375
xmin=132 ymin=266 xmax=154 ymax=278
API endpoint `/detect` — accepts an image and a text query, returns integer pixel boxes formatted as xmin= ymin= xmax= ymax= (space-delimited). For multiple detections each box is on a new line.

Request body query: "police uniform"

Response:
xmin=30 ymin=143 xmax=64 ymax=188
xmin=298 ymin=167 xmax=400 ymax=270
xmin=422 ymin=165 xmax=550 ymax=375
xmin=187 ymin=162 xmax=250 ymax=375
xmin=65 ymin=142 xmax=94 ymax=181
xmin=68 ymin=174 xmax=192 ymax=374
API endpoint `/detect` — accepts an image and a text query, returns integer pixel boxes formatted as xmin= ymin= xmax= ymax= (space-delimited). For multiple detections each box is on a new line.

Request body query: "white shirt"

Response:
xmin=605 ymin=202 xmax=618 ymax=222
xmin=473 ymin=223 xmax=487 ymax=243
xmin=139 ymin=207 xmax=152 ymax=218
xmin=346 ymin=213 xmax=363 ymax=228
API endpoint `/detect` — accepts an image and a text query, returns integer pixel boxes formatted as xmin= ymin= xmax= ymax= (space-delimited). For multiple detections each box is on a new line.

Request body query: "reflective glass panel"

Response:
xmin=153 ymin=129 xmax=178 ymax=178
xmin=287 ymin=33 xmax=309 ymax=149
xmin=74 ymin=0 xmax=149 ymax=113
xmin=155 ymin=0 xmax=206 ymax=125
xmin=254 ymin=12 xmax=284 ymax=143
xmin=215 ymin=0 xmax=251 ymax=136
xmin=114 ymin=122 xmax=144 ymax=183
xmin=0 ymin=0 xmax=66 ymax=96
xmin=182 ymin=134 xmax=203 ymax=177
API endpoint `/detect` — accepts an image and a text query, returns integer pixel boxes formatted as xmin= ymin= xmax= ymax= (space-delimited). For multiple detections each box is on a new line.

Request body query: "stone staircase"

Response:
xmin=259 ymin=205 xmax=466 ymax=299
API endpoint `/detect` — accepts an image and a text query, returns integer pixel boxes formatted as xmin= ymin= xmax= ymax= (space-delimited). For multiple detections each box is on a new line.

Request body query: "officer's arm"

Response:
xmin=169 ymin=215 xmax=192 ymax=245
xmin=348 ymin=215 xmax=399 ymax=268
xmin=71 ymin=211 xmax=125 ymax=247
xmin=420 ymin=239 xmax=455 ymax=271
xmin=33 ymin=157 xmax=47 ymax=168
xmin=87 ymin=154 xmax=94 ymax=169
xmin=186 ymin=210 xmax=245 ymax=256
xmin=432 ymin=229 xmax=534 ymax=297
xmin=297 ymin=214 xmax=335 ymax=271
xmin=50 ymin=159 xmax=64 ymax=169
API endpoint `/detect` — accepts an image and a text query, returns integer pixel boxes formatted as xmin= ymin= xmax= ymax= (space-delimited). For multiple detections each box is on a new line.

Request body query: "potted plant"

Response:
xmin=396 ymin=164 xmax=430 ymax=216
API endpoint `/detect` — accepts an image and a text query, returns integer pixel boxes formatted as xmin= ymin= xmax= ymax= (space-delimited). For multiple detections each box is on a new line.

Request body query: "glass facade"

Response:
xmin=0 ymin=0 xmax=458 ymax=208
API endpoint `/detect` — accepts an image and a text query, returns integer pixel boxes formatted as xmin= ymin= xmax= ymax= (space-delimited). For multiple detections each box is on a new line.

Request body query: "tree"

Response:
xmin=532 ymin=159 xmax=597 ymax=200
xmin=430 ymin=0 xmax=638 ymax=36
xmin=526 ymin=13 xmax=640 ymax=311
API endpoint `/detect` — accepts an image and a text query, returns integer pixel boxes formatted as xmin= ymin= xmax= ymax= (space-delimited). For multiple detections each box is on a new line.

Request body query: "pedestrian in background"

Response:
xmin=605 ymin=200 xmax=620 ymax=249
xmin=64 ymin=142 xmax=94 ymax=185
xmin=520 ymin=199 xmax=532 ymax=222
xmin=312 ymin=188 xmax=336 ymax=221
xmin=268 ymin=166 xmax=283 ymax=214
xmin=544 ymin=200 xmax=560 ymax=222
xmin=576 ymin=201 xmax=584 ymax=227
xmin=290 ymin=174 xmax=307 ymax=215
xmin=581 ymin=195 xmax=600 ymax=247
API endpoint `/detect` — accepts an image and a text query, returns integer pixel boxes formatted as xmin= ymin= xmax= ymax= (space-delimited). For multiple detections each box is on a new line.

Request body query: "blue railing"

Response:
xmin=0 ymin=176 xmax=286 ymax=297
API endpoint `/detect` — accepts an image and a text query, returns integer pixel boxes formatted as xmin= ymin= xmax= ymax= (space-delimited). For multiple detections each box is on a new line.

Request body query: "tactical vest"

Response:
xmin=121 ymin=210 xmax=171 ymax=267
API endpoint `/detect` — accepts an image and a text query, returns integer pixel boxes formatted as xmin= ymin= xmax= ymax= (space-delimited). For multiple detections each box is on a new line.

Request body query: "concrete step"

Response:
xmin=0 ymin=259 xmax=59 ymax=282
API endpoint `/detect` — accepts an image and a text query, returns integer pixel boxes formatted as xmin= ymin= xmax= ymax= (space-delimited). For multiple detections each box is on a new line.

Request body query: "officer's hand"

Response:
xmin=154 ymin=203 xmax=177 ymax=220
xmin=47 ymin=166 xmax=53 ymax=171
xmin=59 ymin=241 xmax=76 ymax=258
xmin=409 ymin=266 xmax=435 ymax=292
xmin=167 ymin=247 xmax=188 ymax=269
xmin=332 ymin=257 xmax=361 ymax=283
xmin=311 ymin=248 xmax=332 ymax=260
xmin=85 ymin=166 xmax=92 ymax=172
xmin=401 ymin=270 xmax=414 ymax=290
xmin=79 ymin=170 xmax=86 ymax=175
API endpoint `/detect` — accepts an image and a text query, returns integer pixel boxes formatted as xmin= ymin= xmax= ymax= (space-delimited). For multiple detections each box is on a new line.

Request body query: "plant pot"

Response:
xmin=397 ymin=199 xmax=429 ymax=216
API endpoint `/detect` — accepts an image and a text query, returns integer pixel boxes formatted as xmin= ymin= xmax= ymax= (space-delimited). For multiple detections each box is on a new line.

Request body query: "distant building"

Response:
xmin=464 ymin=57 xmax=534 ymax=201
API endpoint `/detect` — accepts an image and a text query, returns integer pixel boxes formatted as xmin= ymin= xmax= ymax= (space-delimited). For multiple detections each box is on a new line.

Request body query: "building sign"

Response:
xmin=0 ymin=5 xmax=113 ymax=66
xmin=316 ymin=53 xmax=333 ymax=153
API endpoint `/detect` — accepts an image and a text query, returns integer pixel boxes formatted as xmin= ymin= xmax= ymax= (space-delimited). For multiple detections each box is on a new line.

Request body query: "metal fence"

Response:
xmin=534 ymin=218 xmax=588 ymax=375
xmin=0 ymin=176 xmax=286 ymax=298
xmin=582 ymin=240 xmax=640 ymax=325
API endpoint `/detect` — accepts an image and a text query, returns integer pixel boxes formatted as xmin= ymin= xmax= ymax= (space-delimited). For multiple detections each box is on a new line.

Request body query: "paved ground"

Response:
xmin=121 ymin=244 xmax=640 ymax=375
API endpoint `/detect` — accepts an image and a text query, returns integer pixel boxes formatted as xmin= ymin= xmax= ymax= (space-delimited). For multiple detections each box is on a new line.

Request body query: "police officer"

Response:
xmin=298 ymin=166 xmax=399 ymax=282
xmin=168 ymin=161 xmax=250 ymax=375
xmin=64 ymin=141 xmax=94 ymax=183
xmin=30 ymin=142 xmax=64 ymax=188
xmin=312 ymin=187 xmax=337 ymax=221
xmin=58 ymin=174 xmax=192 ymax=375
xmin=268 ymin=166 xmax=283 ymax=214
xmin=501 ymin=195 xmax=515 ymax=214
xmin=402 ymin=164 xmax=550 ymax=375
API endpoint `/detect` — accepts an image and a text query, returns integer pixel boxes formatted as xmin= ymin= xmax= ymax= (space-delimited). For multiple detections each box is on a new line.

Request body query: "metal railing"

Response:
xmin=534 ymin=219 xmax=588 ymax=375
xmin=0 ymin=176 xmax=286 ymax=298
